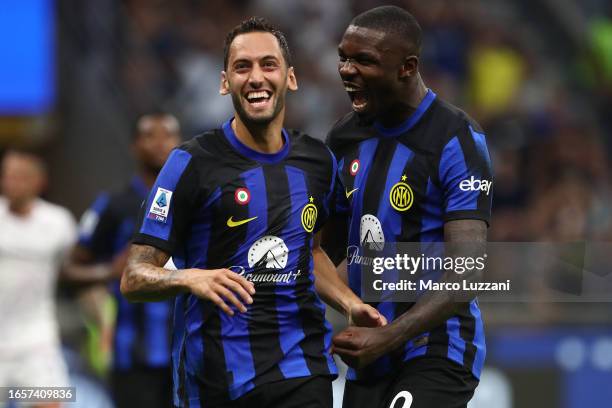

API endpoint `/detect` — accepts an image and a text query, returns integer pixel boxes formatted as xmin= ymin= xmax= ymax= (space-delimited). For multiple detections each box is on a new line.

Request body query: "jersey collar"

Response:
xmin=222 ymin=118 xmax=290 ymax=164
xmin=373 ymin=89 xmax=437 ymax=137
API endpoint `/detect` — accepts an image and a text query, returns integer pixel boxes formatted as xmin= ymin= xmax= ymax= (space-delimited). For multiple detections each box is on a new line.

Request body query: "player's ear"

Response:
xmin=287 ymin=66 xmax=298 ymax=91
xmin=220 ymin=71 xmax=230 ymax=95
xmin=399 ymin=55 xmax=419 ymax=80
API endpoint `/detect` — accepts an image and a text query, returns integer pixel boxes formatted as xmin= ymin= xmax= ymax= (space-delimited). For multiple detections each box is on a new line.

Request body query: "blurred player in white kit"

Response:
xmin=0 ymin=150 xmax=76 ymax=408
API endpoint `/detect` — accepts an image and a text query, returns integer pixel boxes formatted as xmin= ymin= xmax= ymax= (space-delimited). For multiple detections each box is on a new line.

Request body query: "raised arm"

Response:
xmin=121 ymin=243 xmax=256 ymax=315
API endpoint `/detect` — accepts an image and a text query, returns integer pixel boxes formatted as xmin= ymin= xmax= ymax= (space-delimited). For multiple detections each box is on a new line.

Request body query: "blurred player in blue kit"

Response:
xmin=66 ymin=112 xmax=181 ymax=408
xmin=120 ymin=17 xmax=383 ymax=408
xmin=325 ymin=6 xmax=493 ymax=408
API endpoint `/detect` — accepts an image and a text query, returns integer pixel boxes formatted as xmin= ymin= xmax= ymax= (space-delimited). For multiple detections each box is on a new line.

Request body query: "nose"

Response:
xmin=248 ymin=64 xmax=264 ymax=88
xmin=339 ymin=58 xmax=357 ymax=77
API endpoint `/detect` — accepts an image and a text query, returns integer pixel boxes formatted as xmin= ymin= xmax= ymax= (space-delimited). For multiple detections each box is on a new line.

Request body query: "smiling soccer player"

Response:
xmin=326 ymin=6 xmax=493 ymax=408
xmin=120 ymin=17 xmax=383 ymax=408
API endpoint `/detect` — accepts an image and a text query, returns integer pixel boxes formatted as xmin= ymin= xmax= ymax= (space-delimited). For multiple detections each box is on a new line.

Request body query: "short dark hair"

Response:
xmin=223 ymin=17 xmax=292 ymax=69
xmin=351 ymin=6 xmax=422 ymax=55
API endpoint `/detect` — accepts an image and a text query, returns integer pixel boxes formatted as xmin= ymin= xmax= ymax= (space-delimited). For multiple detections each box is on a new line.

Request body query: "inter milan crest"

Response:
xmin=301 ymin=196 xmax=318 ymax=233
xmin=349 ymin=159 xmax=360 ymax=176
xmin=234 ymin=187 xmax=251 ymax=205
xmin=389 ymin=175 xmax=414 ymax=212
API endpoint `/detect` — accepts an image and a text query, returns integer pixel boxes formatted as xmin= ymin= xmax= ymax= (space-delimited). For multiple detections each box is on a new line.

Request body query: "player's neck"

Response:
xmin=377 ymin=76 xmax=428 ymax=128
xmin=232 ymin=114 xmax=285 ymax=154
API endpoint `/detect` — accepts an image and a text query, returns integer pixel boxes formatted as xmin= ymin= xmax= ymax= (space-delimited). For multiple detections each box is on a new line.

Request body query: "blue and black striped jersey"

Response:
xmin=327 ymin=90 xmax=492 ymax=381
xmin=133 ymin=119 xmax=338 ymax=407
xmin=78 ymin=177 xmax=173 ymax=371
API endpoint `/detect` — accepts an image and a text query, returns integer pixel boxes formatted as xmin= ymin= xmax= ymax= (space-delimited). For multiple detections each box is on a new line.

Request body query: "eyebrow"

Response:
xmin=232 ymin=54 xmax=280 ymax=65
xmin=338 ymin=48 xmax=379 ymax=60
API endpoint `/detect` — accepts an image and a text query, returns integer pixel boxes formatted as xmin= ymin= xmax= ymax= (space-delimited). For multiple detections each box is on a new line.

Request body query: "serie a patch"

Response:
xmin=147 ymin=187 xmax=173 ymax=222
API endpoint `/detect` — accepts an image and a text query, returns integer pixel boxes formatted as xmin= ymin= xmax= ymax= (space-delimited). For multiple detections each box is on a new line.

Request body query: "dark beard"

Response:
xmin=231 ymin=92 xmax=285 ymax=126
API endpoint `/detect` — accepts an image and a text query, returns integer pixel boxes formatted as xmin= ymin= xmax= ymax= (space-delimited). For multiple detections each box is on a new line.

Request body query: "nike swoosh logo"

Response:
xmin=227 ymin=216 xmax=258 ymax=228
xmin=345 ymin=188 xmax=359 ymax=198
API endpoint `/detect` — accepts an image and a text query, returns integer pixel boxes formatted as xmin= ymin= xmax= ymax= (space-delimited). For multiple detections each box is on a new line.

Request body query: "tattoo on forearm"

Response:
xmin=122 ymin=244 xmax=179 ymax=301
xmin=130 ymin=244 xmax=169 ymax=266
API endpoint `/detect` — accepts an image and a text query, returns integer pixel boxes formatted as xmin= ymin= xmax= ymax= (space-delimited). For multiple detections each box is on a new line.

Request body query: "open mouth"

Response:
xmin=344 ymin=84 xmax=368 ymax=113
xmin=246 ymin=90 xmax=272 ymax=109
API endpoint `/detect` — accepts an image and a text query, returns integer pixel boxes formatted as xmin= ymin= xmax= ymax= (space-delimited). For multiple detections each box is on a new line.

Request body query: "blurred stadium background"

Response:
xmin=1 ymin=0 xmax=612 ymax=407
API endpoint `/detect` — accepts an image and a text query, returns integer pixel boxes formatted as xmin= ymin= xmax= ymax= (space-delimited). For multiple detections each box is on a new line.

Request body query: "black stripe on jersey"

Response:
xmin=132 ymin=304 xmax=147 ymax=366
xmin=361 ymin=138 xmax=396 ymax=218
xmin=340 ymin=145 xmax=361 ymax=192
xmin=294 ymin=170 xmax=331 ymax=377
xmin=398 ymin=149 xmax=429 ymax=242
xmin=249 ymin=164 xmax=287 ymax=387
xmin=199 ymin=306 xmax=230 ymax=406
xmin=361 ymin=138 xmax=397 ymax=311
xmin=206 ymin=177 xmax=250 ymax=268
xmin=199 ymin=184 xmax=249 ymax=403
xmin=458 ymin=304 xmax=477 ymax=374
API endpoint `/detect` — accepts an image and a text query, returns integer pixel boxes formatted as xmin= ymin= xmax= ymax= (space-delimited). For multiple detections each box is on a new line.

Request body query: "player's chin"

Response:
xmin=242 ymin=103 xmax=279 ymax=124
xmin=353 ymin=102 xmax=377 ymax=122
xmin=241 ymin=110 xmax=276 ymax=125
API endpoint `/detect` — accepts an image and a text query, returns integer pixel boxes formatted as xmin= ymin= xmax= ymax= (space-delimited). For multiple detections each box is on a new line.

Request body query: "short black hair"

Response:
xmin=223 ymin=17 xmax=292 ymax=69
xmin=351 ymin=6 xmax=422 ymax=55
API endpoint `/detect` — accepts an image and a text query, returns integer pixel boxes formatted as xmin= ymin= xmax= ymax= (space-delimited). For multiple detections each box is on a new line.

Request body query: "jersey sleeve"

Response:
xmin=132 ymin=148 xmax=200 ymax=254
xmin=77 ymin=192 xmax=118 ymax=260
xmin=439 ymin=123 xmax=493 ymax=225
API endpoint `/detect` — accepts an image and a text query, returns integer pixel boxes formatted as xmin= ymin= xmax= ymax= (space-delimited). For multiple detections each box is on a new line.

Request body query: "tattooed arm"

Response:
xmin=121 ymin=244 xmax=255 ymax=315
xmin=332 ymin=219 xmax=487 ymax=367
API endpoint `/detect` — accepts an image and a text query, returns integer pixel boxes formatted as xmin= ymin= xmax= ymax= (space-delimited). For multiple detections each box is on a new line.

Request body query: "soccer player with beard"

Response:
xmin=66 ymin=112 xmax=181 ymax=408
xmin=325 ymin=6 xmax=493 ymax=408
xmin=120 ymin=17 xmax=383 ymax=408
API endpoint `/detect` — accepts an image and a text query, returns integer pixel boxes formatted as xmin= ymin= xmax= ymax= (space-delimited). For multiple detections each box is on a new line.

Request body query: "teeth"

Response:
xmin=345 ymin=87 xmax=360 ymax=92
xmin=247 ymin=91 xmax=270 ymax=101
xmin=353 ymin=100 xmax=367 ymax=110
